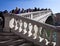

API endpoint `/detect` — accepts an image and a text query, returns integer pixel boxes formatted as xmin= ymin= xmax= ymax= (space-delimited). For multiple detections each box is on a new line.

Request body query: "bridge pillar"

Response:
xmin=56 ymin=26 xmax=60 ymax=46
xmin=54 ymin=13 xmax=60 ymax=46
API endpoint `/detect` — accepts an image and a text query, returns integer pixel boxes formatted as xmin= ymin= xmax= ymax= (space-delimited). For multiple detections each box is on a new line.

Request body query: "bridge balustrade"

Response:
xmin=17 ymin=10 xmax=51 ymax=19
xmin=17 ymin=10 xmax=53 ymax=23
xmin=3 ymin=13 xmax=60 ymax=46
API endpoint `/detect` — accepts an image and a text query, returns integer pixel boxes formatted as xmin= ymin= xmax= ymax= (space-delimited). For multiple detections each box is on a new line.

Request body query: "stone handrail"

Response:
xmin=3 ymin=13 xmax=60 ymax=46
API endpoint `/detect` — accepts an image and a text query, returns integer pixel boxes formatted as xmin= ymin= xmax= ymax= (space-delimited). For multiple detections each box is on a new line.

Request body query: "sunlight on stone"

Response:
xmin=28 ymin=23 xmax=33 ymax=37
xmin=15 ymin=20 xmax=18 ymax=30
xmin=19 ymin=27 xmax=22 ymax=32
xmin=45 ymin=39 xmax=49 ymax=45
xmin=39 ymin=36 xmax=44 ymax=42
xmin=23 ymin=29 xmax=27 ymax=34
xmin=9 ymin=18 xmax=15 ymax=29
xmin=24 ymin=22 xmax=27 ymax=28
xmin=33 ymin=25 xmax=38 ymax=39
xmin=39 ymin=27 xmax=42 ymax=35
xmin=23 ymin=22 xmax=27 ymax=34
xmin=19 ymin=20 xmax=23 ymax=32
xmin=52 ymin=42 xmax=56 ymax=46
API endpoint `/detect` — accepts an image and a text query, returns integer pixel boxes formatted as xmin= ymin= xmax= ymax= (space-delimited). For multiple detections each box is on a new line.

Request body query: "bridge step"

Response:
xmin=0 ymin=32 xmax=38 ymax=46
xmin=0 ymin=36 xmax=20 ymax=40
xmin=18 ymin=43 xmax=34 ymax=46
xmin=0 ymin=32 xmax=16 ymax=36
xmin=3 ymin=39 xmax=26 ymax=45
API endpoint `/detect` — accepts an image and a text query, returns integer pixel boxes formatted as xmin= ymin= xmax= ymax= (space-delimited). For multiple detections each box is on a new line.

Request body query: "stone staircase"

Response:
xmin=0 ymin=30 xmax=39 ymax=46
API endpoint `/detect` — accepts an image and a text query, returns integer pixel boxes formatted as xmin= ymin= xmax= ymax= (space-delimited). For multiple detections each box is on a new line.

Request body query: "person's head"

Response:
xmin=16 ymin=7 xmax=19 ymax=10
xmin=3 ymin=10 xmax=8 ymax=13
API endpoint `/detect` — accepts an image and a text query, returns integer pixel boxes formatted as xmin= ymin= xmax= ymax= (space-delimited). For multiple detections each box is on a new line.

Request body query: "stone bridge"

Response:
xmin=0 ymin=10 xmax=60 ymax=46
xmin=17 ymin=10 xmax=52 ymax=23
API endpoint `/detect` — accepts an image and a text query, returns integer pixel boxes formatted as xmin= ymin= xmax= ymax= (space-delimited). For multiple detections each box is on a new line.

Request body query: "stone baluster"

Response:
xmin=23 ymin=22 xmax=27 ymax=34
xmin=28 ymin=23 xmax=33 ymax=37
xmin=33 ymin=25 xmax=38 ymax=39
xmin=19 ymin=20 xmax=23 ymax=32
xmin=31 ymin=14 xmax=33 ymax=19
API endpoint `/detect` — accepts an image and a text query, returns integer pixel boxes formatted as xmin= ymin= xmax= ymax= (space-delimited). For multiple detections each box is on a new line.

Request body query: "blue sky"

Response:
xmin=0 ymin=0 xmax=60 ymax=13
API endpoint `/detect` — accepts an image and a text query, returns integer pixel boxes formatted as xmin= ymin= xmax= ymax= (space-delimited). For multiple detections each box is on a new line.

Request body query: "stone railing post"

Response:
xmin=56 ymin=26 xmax=60 ymax=46
xmin=3 ymin=14 xmax=11 ymax=32
xmin=31 ymin=14 xmax=33 ymax=19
